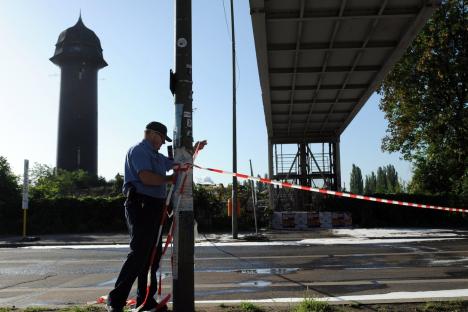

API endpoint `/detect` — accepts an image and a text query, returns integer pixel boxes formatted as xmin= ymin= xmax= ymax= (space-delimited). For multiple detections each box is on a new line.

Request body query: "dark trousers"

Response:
xmin=108 ymin=195 xmax=165 ymax=308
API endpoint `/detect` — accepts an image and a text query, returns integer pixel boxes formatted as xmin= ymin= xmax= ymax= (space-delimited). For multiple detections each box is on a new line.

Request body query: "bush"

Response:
xmin=0 ymin=156 xmax=21 ymax=234
xmin=23 ymin=196 xmax=126 ymax=234
xmin=239 ymin=302 xmax=263 ymax=312
xmin=342 ymin=193 xmax=468 ymax=227
xmin=0 ymin=195 xmax=127 ymax=235
xmin=293 ymin=298 xmax=331 ymax=312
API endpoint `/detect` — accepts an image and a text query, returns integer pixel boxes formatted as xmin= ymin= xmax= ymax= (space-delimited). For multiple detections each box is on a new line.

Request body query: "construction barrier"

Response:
xmin=272 ymin=211 xmax=352 ymax=230
xmin=193 ymin=164 xmax=468 ymax=214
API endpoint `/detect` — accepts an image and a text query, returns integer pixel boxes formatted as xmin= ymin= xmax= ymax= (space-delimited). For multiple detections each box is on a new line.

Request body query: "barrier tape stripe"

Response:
xmin=194 ymin=165 xmax=468 ymax=214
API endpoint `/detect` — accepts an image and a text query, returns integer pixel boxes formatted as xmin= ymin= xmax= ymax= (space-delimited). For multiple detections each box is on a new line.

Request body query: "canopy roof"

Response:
xmin=250 ymin=0 xmax=439 ymax=144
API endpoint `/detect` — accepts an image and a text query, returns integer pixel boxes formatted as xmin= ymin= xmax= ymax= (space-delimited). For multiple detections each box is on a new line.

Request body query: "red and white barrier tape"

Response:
xmin=193 ymin=164 xmax=468 ymax=214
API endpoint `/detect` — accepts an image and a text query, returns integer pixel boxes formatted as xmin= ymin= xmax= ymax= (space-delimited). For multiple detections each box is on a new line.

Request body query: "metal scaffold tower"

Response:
xmin=268 ymin=141 xmax=341 ymax=211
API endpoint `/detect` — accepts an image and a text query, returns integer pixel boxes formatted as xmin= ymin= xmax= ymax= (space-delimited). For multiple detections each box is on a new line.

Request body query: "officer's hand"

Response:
xmin=194 ymin=140 xmax=207 ymax=151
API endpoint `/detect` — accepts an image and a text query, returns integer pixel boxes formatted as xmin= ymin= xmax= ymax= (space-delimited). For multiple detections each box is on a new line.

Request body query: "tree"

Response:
xmin=30 ymin=163 xmax=108 ymax=198
xmin=112 ymin=173 xmax=124 ymax=194
xmin=376 ymin=167 xmax=387 ymax=193
xmin=378 ymin=0 xmax=467 ymax=195
xmin=364 ymin=171 xmax=377 ymax=194
xmin=256 ymin=174 xmax=268 ymax=193
xmin=350 ymin=164 xmax=363 ymax=194
xmin=385 ymin=165 xmax=400 ymax=193
xmin=0 ymin=156 xmax=21 ymax=233
xmin=0 ymin=156 xmax=20 ymax=197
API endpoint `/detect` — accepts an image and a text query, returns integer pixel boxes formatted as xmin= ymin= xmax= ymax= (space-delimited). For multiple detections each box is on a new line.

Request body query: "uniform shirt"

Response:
xmin=123 ymin=139 xmax=174 ymax=199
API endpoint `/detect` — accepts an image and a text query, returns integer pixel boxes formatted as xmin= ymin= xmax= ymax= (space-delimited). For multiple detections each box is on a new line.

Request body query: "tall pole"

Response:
xmin=22 ymin=159 xmax=29 ymax=238
xmin=172 ymin=0 xmax=194 ymax=310
xmin=249 ymin=159 xmax=258 ymax=235
xmin=230 ymin=0 xmax=238 ymax=239
xmin=268 ymin=140 xmax=274 ymax=211
xmin=333 ymin=139 xmax=341 ymax=191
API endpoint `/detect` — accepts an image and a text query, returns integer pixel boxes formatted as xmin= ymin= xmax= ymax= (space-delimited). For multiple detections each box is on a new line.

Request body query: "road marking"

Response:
xmin=194 ymin=288 xmax=468 ymax=304
xmin=193 ymin=250 xmax=468 ymax=260
xmin=1 ymin=278 xmax=468 ymax=292
xmin=16 ymin=236 xmax=466 ymax=250
xmin=2 ymin=250 xmax=468 ymax=263
xmin=193 ymin=278 xmax=468 ymax=289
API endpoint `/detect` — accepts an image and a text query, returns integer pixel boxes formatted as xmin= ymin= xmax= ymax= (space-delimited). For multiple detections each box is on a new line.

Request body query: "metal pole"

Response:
xmin=22 ymin=159 xmax=29 ymax=238
xmin=334 ymin=138 xmax=341 ymax=191
xmin=249 ymin=159 xmax=258 ymax=235
xmin=268 ymin=140 xmax=274 ymax=211
xmin=230 ymin=0 xmax=238 ymax=239
xmin=299 ymin=143 xmax=307 ymax=210
xmin=172 ymin=0 xmax=194 ymax=310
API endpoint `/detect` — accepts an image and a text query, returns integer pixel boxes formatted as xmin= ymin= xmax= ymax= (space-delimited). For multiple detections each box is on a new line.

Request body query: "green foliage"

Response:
xmin=0 ymin=156 xmax=20 ymax=195
xmin=385 ymin=165 xmax=400 ymax=193
xmin=364 ymin=171 xmax=377 ymax=194
xmin=0 ymin=156 xmax=21 ymax=234
xmin=255 ymin=173 xmax=268 ymax=194
xmin=373 ymin=165 xmax=401 ymax=194
xmin=30 ymin=163 xmax=109 ymax=198
xmin=239 ymin=302 xmax=263 ymax=312
xmin=23 ymin=307 xmax=51 ymax=312
xmin=58 ymin=306 xmax=103 ymax=312
xmin=362 ymin=165 xmax=401 ymax=195
xmin=378 ymin=0 xmax=467 ymax=195
xmin=422 ymin=299 xmax=468 ymax=312
xmin=293 ymin=298 xmax=331 ymax=312
xmin=349 ymin=164 xmax=363 ymax=194
xmin=193 ymin=182 xmax=270 ymax=232
xmin=376 ymin=167 xmax=387 ymax=194
xmin=20 ymin=195 xmax=126 ymax=235
xmin=194 ymin=183 xmax=228 ymax=230
xmin=111 ymin=173 xmax=124 ymax=195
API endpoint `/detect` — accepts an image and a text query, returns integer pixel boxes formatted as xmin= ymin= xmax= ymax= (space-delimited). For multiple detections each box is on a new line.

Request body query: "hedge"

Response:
xmin=1 ymin=192 xmax=466 ymax=235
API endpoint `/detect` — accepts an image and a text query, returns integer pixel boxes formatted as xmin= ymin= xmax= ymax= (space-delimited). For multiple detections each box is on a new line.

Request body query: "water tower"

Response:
xmin=50 ymin=15 xmax=107 ymax=175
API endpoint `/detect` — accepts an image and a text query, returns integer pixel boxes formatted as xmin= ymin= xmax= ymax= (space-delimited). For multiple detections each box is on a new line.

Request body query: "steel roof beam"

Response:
xmin=301 ymin=0 xmax=347 ymax=136
xmin=276 ymin=121 xmax=342 ymax=125
xmin=272 ymin=110 xmax=350 ymax=115
xmin=286 ymin=0 xmax=305 ymax=136
xmin=319 ymin=0 xmax=389 ymax=134
xmin=337 ymin=0 xmax=441 ymax=135
xmin=271 ymin=98 xmax=359 ymax=105
xmin=270 ymin=65 xmax=381 ymax=74
xmin=271 ymin=84 xmax=367 ymax=91
xmin=250 ymin=0 xmax=275 ymax=137
xmin=270 ymin=136 xmax=338 ymax=144
xmin=265 ymin=7 xmax=418 ymax=22
xmin=268 ymin=41 xmax=396 ymax=51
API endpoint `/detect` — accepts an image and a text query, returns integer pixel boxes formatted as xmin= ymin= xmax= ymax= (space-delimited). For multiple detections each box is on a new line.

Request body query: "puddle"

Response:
xmin=431 ymin=258 xmax=468 ymax=265
xmin=196 ymin=288 xmax=254 ymax=296
xmin=238 ymin=280 xmax=272 ymax=287
xmin=238 ymin=268 xmax=299 ymax=275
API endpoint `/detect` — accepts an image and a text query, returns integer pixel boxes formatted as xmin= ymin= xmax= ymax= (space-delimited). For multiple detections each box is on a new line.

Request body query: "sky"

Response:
xmin=0 ymin=0 xmax=412 ymax=189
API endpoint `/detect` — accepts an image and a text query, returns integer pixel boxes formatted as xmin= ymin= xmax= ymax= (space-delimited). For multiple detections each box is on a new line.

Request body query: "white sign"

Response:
xmin=22 ymin=159 xmax=29 ymax=210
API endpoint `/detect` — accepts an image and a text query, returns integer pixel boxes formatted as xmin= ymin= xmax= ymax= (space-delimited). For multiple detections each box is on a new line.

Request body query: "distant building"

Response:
xmin=50 ymin=15 xmax=107 ymax=175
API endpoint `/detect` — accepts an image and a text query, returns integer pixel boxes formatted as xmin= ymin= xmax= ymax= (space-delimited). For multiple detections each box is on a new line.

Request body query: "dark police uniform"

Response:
xmin=108 ymin=138 xmax=174 ymax=310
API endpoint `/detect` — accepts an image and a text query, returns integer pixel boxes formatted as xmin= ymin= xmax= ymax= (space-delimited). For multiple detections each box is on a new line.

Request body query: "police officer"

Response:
xmin=107 ymin=121 xmax=175 ymax=312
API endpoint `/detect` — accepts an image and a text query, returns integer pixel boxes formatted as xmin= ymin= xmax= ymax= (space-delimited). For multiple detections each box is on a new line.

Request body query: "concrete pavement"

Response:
xmin=2 ymin=228 xmax=468 ymax=308
xmin=0 ymin=229 xmax=338 ymax=248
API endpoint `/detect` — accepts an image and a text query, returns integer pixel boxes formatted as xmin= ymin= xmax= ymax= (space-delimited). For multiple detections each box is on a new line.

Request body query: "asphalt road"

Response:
xmin=1 ymin=236 xmax=468 ymax=307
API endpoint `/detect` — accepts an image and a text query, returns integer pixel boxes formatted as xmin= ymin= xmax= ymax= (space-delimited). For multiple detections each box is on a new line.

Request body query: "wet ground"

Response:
xmin=1 ymin=229 xmax=468 ymax=307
